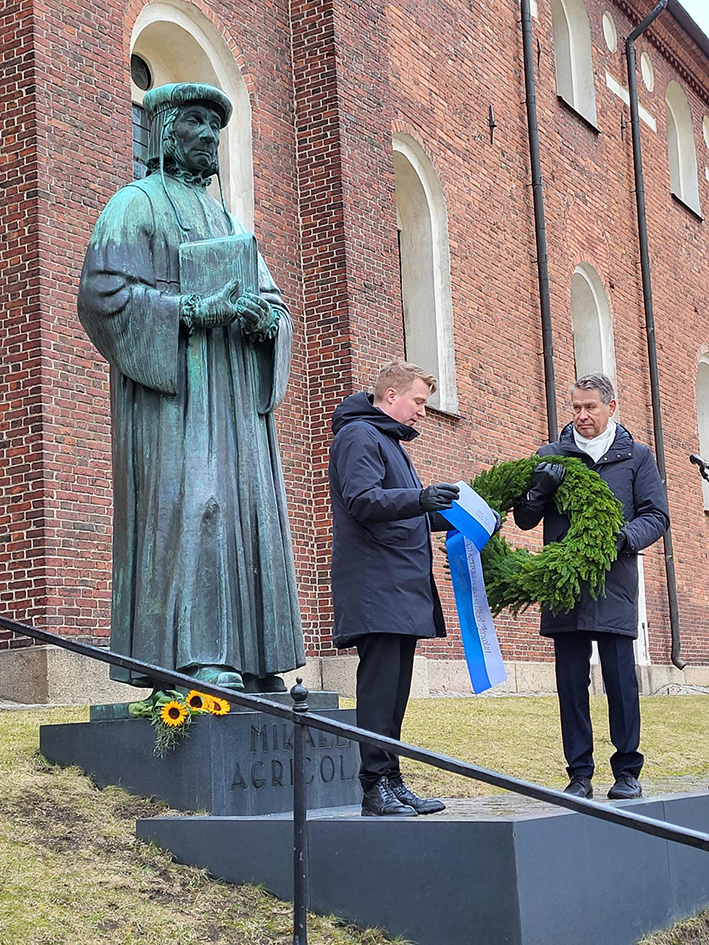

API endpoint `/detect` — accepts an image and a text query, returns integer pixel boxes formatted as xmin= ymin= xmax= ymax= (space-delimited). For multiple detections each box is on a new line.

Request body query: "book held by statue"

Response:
xmin=179 ymin=233 xmax=258 ymax=297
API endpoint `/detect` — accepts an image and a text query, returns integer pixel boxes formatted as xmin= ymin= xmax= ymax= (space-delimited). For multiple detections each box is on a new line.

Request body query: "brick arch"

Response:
xmin=391 ymin=119 xmax=450 ymax=189
xmin=123 ymin=0 xmax=256 ymax=94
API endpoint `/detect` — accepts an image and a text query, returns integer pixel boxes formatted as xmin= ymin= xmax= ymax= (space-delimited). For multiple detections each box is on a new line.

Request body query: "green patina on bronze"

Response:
xmin=77 ymin=83 xmax=304 ymax=692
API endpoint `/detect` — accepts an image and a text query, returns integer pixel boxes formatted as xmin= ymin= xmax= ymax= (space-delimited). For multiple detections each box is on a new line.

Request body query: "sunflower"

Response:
xmin=160 ymin=700 xmax=189 ymax=727
xmin=207 ymin=696 xmax=231 ymax=716
xmin=185 ymin=690 xmax=209 ymax=711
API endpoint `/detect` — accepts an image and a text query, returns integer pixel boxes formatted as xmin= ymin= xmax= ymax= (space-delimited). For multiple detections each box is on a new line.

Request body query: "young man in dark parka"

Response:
xmin=514 ymin=373 xmax=669 ymax=801
xmin=329 ymin=359 xmax=457 ymax=816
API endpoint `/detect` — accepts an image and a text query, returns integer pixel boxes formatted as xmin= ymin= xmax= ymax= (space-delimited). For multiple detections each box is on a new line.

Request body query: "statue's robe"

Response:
xmin=78 ymin=172 xmax=305 ymax=685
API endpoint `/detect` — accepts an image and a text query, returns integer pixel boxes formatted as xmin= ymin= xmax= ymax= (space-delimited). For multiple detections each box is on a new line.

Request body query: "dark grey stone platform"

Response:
xmin=40 ymin=705 xmax=361 ymax=816
xmin=137 ymin=792 xmax=709 ymax=945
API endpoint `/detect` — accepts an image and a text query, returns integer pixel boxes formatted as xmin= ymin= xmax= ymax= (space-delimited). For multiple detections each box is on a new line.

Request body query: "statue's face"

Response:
xmin=171 ymin=102 xmax=222 ymax=173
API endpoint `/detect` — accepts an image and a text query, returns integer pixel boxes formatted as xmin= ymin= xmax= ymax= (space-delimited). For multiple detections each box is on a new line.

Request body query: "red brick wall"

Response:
xmin=2 ymin=0 xmax=709 ymax=669
xmin=291 ymin=0 xmax=352 ymax=652
xmin=0 ymin=0 xmax=46 ymax=647
xmin=0 ymin=0 xmax=315 ymax=648
xmin=305 ymin=0 xmax=709 ymax=665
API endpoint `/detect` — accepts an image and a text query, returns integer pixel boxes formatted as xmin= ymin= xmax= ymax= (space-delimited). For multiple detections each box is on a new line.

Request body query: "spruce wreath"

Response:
xmin=470 ymin=455 xmax=625 ymax=617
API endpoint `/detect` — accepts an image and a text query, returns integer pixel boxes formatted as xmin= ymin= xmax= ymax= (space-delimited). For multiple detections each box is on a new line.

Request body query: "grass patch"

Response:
xmin=0 ymin=707 xmax=401 ymax=945
xmin=397 ymin=695 xmax=709 ymax=798
xmin=639 ymin=913 xmax=709 ymax=944
xmin=1 ymin=696 xmax=708 ymax=944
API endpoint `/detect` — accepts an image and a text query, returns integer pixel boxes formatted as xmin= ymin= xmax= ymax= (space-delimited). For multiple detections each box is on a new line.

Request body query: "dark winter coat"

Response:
xmin=514 ymin=423 xmax=669 ymax=638
xmin=329 ymin=392 xmax=447 ymax=649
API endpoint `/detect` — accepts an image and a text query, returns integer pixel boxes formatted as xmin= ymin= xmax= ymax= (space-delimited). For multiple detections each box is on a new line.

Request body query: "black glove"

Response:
xmin=616 ymin=529 xmax=629 ymax=555
xmin=527 ymin=462 xmax=566 ymax=502
xmin=420 ymin=483 xmax=460 ymax=513
xmin=492 ymin=510 xmax=502 ymax=535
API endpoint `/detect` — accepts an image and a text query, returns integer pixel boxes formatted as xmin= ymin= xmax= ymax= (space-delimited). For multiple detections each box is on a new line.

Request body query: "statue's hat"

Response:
xmin=142 ymin=83 xmax=233 ymax=127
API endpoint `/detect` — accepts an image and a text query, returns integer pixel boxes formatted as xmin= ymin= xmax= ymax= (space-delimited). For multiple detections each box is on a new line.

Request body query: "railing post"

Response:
xmin=291 ymin=677 xmax=310 ymax=945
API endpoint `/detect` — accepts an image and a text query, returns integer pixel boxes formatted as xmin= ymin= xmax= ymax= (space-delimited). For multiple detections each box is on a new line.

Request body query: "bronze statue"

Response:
xmin=78 ymin=83 xmax=304 ymax=693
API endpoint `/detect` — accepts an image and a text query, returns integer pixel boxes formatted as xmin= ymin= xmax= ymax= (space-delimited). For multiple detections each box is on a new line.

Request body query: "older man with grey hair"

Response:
xmin=514 ymin=373 xmax=669 ymax=800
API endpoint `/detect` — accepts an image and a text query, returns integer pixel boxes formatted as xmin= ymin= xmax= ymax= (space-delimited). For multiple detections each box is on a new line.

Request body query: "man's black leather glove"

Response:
xmin=527 ymin=462 xmax=566 ymax=501
xmin=420 ymin=483 xmax=460 ymax=512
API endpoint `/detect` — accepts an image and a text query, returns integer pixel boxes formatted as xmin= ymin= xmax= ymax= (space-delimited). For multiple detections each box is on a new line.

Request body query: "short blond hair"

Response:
xmin=373 ymin=358 xmax=437 ymax=401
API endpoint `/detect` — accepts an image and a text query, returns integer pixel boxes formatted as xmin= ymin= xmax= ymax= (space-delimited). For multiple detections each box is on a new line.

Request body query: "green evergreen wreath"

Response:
xmin=471 ymin=456 xmax=624 ymax=616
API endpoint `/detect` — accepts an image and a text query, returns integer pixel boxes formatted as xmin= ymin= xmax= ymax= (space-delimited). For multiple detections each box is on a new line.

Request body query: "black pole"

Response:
xmin=521 ymin=0 xmax=558 ymax=442
xmin=625 ymin=0 xmax=685 ymax=670
xmin=291 ymin=679 xmax=310 ymax=945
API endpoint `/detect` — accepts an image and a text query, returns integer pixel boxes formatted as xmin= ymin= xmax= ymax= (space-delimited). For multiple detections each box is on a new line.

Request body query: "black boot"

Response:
xmin=563 ymin=775 xmax=593 ymax=798
xmin=389 ymin=777 xmax=445 ymax=814
xmin=608 ymin=773 xmax=642 ymax=799
xmin=361 ymin=777 xmax=418 ymax=817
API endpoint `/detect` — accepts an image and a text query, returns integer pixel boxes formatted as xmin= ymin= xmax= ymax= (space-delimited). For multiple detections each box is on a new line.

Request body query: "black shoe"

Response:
xmin=388 ymin=778 xmax=446 ymax=814
xmin=361 ymin=777 xmax=418 ymax=817
xmin=608 ymin=773 xmax=642 ymax=800
xmin=563 ymin=775 xmax=593 ymax=798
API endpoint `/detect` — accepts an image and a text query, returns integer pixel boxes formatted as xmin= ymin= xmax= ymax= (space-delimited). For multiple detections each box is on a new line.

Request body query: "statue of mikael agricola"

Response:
xmin=77 ymin=82 xmax=305 ymax=693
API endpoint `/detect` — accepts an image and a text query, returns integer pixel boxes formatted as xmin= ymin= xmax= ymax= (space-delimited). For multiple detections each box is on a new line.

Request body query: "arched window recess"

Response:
xmin=393 ymin=134 xmax=458 ymax=414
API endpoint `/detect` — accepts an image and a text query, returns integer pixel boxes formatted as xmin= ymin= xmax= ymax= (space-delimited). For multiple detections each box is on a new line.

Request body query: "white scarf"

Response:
xmin=573 ymin=420 xmax=617 ymax=464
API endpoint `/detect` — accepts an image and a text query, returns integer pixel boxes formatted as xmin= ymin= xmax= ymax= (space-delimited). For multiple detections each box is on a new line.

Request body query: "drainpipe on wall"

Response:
xmin=626 ymin=0 xmax=686 ymax=670
xmin=520 ymin=0 xmax=558 ymax=442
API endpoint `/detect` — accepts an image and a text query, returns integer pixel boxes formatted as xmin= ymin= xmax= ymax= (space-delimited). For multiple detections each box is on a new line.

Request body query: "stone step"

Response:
xmin=137 ymin=791 xmax=709 ymax=945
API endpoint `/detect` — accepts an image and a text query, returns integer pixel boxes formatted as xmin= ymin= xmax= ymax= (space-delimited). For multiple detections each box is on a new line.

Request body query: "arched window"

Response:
xmin=696 ymin=356 xmax=709 ymax=510
xmin=665 ymin=80 xmax=700 ymax=216
xmin=550 ymin=0 xmax=597 ymax=125
xmin=570 ymin=263 xmax=617 ymax=394
xmin=130 ymin=1 xmax=254 ymax=227
xmin=393 ymin=134 xmax=457 ymax=413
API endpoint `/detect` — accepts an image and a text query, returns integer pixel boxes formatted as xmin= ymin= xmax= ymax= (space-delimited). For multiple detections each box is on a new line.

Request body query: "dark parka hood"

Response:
xmin=328 ymin=391 xmax=445 ymax=648
xmin=331 ymin=392 xmax=419 ymax=442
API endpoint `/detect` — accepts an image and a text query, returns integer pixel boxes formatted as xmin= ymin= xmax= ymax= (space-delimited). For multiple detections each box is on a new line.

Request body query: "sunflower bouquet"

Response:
xmin=128 ymin=688 xmax=231 ymax=756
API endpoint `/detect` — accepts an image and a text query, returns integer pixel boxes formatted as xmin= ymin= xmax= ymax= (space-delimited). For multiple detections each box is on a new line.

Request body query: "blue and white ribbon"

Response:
xmin=441 ymin=482 xmax=507 ymax=694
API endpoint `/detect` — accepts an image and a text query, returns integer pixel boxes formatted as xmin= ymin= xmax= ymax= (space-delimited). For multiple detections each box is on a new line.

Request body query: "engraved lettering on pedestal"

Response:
xmin=305 ymin=756 xmax=315 ymax=785
xmin=320 ymin=755 xmax=335 ymax=782
xmin=339 ymin=753 xmax=356 ymax=781
xmin=234 ymin=715 xmax=359 ymax=792
xmin=251 ymin=724 xmax=269 ymax=753
xmin=251 ymin=761 xmax=266 ymax=789
xmin=271 ymin=759 xmax=285 ymax=786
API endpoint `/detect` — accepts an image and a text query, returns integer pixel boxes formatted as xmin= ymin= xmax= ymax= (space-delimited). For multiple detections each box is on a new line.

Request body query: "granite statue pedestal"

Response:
xmin=40 ymin=693 xmax=361 ymax=816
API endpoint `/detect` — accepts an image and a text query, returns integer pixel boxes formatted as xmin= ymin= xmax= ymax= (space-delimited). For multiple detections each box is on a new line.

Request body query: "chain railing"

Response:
xmin=2 ymin=614 xmax=709 ymax=945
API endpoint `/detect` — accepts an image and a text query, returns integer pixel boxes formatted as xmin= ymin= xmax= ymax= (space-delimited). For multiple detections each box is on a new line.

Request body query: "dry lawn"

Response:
xmin=397 ymin=694 xmax=709 ymax=798
xmin=0 ymin=706 xmax=401 ymax=945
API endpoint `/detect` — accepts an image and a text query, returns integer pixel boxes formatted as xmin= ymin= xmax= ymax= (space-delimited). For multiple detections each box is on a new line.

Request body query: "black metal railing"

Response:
xmin=2 ymin=614 xmax=709 ymax=945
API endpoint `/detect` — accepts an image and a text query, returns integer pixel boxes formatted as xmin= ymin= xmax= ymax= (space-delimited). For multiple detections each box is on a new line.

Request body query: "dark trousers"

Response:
xmin=355 ymin=633 xmax=418 ymax=791
xmin=554 ymin=632 xmax=643 ymax=780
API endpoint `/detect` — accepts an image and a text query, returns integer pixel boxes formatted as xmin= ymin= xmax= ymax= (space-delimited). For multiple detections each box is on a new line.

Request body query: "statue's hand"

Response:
xmin=180 ymin=278 xmax=241 ymax=332
xmin=235 ymin=292 xmax=281 ymax=341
